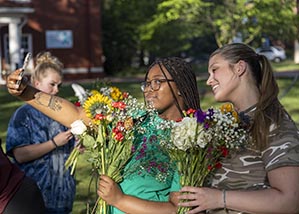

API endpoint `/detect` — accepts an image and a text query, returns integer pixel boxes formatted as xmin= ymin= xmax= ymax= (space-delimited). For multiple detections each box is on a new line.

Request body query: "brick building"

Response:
xmin=0 ymin=0 xmax=104 ymax=82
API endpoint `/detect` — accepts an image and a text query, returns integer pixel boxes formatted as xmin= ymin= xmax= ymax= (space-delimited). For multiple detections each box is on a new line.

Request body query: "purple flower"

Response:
xmin=204 ymin=122 xmax=210 ymax=129
xmin=207 ymin=108 xmax=214 ymax=117
xmin=195 ymin=109 xmax=206 ymax=123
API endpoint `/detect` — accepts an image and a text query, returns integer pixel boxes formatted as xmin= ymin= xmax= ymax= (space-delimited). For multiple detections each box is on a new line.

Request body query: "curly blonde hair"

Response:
xmin=31 ymin=52 xmax=64 ymax=83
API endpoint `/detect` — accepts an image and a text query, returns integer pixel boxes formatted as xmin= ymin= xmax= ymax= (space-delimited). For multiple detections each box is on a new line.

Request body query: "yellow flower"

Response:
xmin=83 ymin=93 xmax=113 ymax=119
xmin=232 ymin=111 xmax=239 ymax=123
xmin=220 ymin=103 xmax=239 ymax=123
xmin=91 ymin=89 xmax=100 ymax=95
xmin=220 ymin=103 xmax=233 ymax=113
xmin=110 ymin=86 xmax=123 ymax=101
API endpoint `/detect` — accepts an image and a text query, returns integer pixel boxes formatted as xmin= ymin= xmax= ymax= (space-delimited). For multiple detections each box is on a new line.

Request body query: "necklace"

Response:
xmin=240 ymin=104 xmax=257 ymax=115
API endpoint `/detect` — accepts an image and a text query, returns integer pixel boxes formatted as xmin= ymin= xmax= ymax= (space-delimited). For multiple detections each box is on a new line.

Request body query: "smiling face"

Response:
xmin=207 ymin=54 xmax=242 ymax=103
xmin=34 ymin=68 xmax=62 ymax=95
xmin=143 ymin=64 xmax=184 ymax=121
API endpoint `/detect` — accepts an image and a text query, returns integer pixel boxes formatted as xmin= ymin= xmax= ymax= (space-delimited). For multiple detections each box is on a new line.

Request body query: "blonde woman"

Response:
xmin=6 ymin=52 xmax=76 ymax=214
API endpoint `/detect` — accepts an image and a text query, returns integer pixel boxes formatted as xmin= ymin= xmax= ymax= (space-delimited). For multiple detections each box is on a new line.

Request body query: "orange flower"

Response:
xmin=124 ymin=117 xmax=134 ymax=130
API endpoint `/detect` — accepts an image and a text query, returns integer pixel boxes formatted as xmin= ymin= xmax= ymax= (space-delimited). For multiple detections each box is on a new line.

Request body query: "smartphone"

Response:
xmin=16 ymin=52 xmax=31 ymax=85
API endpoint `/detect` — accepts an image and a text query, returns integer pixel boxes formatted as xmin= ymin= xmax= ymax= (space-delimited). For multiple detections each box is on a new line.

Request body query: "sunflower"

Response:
xmin=83 ymin=93 xmax=113 ymax=120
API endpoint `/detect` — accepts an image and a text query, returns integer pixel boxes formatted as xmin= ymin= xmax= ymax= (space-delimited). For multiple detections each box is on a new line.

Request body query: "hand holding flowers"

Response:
xmin=161 ymin=103 xmax=250 ymax=214
xmin=65 ymin=86 xmax=147 ymax=214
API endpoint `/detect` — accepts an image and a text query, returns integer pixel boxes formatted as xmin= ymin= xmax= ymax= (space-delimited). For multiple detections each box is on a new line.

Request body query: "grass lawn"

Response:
xmin=0 ymin=67 xmax=298 ymax=213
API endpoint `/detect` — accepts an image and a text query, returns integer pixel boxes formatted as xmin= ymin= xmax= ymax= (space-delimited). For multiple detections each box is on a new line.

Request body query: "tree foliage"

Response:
xmin=142 ymin=0 xmax=298 ymax=47
xmin=102 ymin=0 xmax=298 ymax=73
xmin=102 ymin=0 xmax=163 ymax=74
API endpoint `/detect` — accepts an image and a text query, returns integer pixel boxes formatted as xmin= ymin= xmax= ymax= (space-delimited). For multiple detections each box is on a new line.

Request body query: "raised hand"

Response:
xmin=6 ymin=68 xmax=29 ymax=96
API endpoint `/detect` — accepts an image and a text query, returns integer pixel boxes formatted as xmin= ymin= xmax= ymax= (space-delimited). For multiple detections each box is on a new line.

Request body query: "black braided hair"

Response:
xmin=145 ymin=57 xmax=201 ymax=115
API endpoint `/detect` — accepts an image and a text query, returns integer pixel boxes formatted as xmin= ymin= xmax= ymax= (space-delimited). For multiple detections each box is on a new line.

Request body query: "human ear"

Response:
xmin=34 ymin=80 xmax=41 ymax=88
xmin=236 ymin=60 xmax=247 ymax=76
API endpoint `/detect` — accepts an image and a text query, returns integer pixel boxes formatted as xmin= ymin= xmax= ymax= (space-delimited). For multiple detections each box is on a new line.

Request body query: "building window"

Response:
xmin=4 ymin=33 xmax=33 ymax=65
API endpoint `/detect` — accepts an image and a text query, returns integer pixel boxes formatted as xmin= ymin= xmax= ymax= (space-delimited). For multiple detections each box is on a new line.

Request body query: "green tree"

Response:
xmin=102 ymin=0 xmax=298 ymax=73
xmin=144 ymin=0 xmax=297 ymax=47
xmin=140 ymin=0 xmax=208 ymax=56
xmin=102 ymin=0 xmax=163 ymax=74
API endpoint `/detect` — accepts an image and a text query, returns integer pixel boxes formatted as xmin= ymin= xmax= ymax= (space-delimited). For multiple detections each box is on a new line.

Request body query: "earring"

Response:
xmin=178 ymin=92 xmax=181 ymax=96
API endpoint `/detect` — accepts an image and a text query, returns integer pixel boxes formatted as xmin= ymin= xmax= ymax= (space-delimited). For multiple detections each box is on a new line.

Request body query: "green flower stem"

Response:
xmin=98 ymin=122 xmax=108 ymax=214
xmin=64 ymin=146 xmax=80 ymax=175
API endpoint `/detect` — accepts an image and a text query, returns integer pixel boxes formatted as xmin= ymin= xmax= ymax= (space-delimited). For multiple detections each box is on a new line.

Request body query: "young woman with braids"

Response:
xmin=6 ymin=57 xmax=201 ymax=213
xmin=178 ymin=43 xmax=299 ymax=214
xmin=6 ymin=52 xmax=76 ymax=214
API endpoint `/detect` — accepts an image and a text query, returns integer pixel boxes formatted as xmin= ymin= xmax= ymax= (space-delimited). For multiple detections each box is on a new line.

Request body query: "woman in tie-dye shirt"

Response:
xmin=6 ymin=52 xmax=75 ymax=214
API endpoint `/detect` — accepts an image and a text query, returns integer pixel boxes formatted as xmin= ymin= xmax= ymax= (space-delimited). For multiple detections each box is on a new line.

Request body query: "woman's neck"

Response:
xmin=233 ymin=90 xmax=259 ymax=112
xmin=158 ymin=108 xmax=183 ymax=121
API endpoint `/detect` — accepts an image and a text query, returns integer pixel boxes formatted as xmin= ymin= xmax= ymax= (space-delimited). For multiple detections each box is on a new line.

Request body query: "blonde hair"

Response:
xmin=31 ymin=52 xmax=64 ymax=83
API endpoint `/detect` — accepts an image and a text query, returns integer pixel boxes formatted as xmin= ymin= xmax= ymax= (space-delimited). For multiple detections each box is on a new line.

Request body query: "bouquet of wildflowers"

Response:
xmin=160 ymin=103 xmax=250 ymax=214
xmin=65 ymin=85 xmax=147 ymax=214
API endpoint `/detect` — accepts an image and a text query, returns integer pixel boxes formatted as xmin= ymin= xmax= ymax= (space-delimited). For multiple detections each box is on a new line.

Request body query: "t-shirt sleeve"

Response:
xmin=6 ymin=107 xmax=32 ymax=157
xmin=262 ymin=114 xmax=299 ymax=171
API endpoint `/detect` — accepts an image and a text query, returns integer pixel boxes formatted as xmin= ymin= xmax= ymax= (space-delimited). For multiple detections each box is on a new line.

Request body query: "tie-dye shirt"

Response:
xmin=208 ymin=109 xmax=299 ymax=214
xmin=6 ymin=104 xmax=75 ymax=214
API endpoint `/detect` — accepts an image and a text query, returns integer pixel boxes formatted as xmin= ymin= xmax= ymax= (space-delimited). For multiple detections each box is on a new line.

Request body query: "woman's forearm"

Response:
xmin=7 ymin=69 xmax=90 ymax=127
xmin=179 ymin=167 xmax=299 ymax=214
xmin=20 ymin=85 xmax=89 ymax=127
xmin=113 ymin=195 xmax=177 ymax=214
xmin=13 ymin=140 xmax=57 ymax=163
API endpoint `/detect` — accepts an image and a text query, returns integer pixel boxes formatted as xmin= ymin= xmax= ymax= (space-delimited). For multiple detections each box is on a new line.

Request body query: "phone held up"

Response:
xmin=16 ymin=52 xmax=31 ymax=86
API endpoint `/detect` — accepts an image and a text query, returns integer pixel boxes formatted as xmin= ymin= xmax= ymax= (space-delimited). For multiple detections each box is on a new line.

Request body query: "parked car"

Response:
xmin=256 ymin=46 xmax=286 ymax=62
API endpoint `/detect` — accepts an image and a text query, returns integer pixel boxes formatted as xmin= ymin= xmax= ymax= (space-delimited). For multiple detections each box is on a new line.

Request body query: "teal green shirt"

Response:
xmin=111 ymin=113 xmax=180 ymax=214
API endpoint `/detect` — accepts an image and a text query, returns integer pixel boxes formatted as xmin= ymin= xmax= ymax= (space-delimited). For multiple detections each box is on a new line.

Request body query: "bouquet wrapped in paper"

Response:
xmin=160 ymin=103 xmax=250 ymax=214
xmin=65 ymin=86 xmax=147 ymax=214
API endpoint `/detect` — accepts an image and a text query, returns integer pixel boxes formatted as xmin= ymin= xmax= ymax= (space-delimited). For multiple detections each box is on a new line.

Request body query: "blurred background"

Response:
xmin=1 ymin=0 xmax=299 ymax=78
xmin=1 ymin=1 xmax=299 ymax=213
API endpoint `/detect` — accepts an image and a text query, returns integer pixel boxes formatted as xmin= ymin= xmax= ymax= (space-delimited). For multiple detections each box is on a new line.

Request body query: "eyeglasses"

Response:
xmin=140 ymin=79 xmax=174 ymax=92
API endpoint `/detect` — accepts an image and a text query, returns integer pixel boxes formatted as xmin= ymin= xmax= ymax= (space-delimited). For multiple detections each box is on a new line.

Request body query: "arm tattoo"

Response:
xmin=34 ymin=92 xmax=62 ymax=111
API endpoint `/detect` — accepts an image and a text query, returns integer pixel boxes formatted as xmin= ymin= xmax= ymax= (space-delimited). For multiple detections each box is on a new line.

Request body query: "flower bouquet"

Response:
xmin=65 ymin=85 xmax=147 ymax=214
xmin=160 ymin=103 xmax=250 ymax=214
